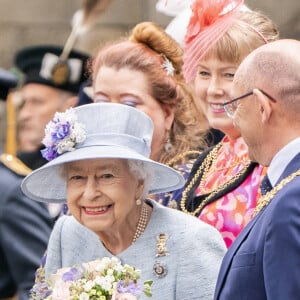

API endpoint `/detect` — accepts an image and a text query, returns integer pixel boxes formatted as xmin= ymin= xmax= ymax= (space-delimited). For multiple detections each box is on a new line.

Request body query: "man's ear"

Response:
xmin=253 ymin=89 xmax=272 ymax=123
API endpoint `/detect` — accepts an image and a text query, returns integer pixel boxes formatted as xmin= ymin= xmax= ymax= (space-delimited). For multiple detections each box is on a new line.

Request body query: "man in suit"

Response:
xmin=215 ymin=39 xmax=300 ymax=299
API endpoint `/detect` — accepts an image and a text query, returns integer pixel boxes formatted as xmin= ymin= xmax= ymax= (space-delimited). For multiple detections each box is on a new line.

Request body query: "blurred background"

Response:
xmin=0 ymin=0 xmax=299 ymax=149
xmin=0 ymin=0 xmax=299 ymax=68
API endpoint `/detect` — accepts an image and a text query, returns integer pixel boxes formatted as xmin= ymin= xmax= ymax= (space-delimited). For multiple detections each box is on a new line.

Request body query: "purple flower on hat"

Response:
xmin=41 ymin=145 xmax=59 ymax=161
xmin=52 ymin=122 xmax=71 ymax=141
xmin=41 ymin=108 xmax=86 ymax=161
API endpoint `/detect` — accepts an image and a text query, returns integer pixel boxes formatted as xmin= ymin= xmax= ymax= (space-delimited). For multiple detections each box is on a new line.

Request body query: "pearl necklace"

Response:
xmin=132 ymin=202 xmax=148 ymax=244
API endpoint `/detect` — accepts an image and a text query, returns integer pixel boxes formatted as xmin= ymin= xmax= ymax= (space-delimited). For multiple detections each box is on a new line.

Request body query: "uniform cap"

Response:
xmin=15 ymin=45 xmax=90 ymax=93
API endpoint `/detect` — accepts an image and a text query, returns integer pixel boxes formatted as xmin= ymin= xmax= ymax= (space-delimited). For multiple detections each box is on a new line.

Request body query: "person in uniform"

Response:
xmin=0 ymin=68 xmax=53 ymax=300
xmin=14 ymin=45 xmax=90 ymax=169
xmin=0 ymin=44 xmax=90 ymax=299
xmin=13 ymin=45 xmax=90 ymax=218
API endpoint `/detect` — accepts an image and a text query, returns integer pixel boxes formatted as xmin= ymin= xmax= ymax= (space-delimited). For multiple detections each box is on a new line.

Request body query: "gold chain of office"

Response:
xmin=166 ymin=150 xmax=202 ymax=167
xmin=180 ymin=142 xmax=252 ymax=216
xmin=253 ymin=169 xmax=300 ymax=216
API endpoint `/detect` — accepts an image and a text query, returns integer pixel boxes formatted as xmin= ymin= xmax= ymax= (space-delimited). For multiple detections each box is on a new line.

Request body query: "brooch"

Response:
xmin=153 ymin=233 xmax=169 ymax=278
xmin=153 ymin=261 xmax=168 ymax=278
xmin=155 ymin=233 xmax=169 ymax=257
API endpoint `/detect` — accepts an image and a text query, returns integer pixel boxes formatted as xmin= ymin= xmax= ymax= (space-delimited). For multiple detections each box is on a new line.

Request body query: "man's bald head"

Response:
xmin=231 ymin=39 xmax=300 ymax=166
xmin=234 ymin=39 xmax=300 ymax=113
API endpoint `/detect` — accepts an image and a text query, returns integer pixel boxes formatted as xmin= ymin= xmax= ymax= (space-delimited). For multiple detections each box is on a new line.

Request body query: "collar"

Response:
xmin=268 ymin=137 xmax=300 ymax=186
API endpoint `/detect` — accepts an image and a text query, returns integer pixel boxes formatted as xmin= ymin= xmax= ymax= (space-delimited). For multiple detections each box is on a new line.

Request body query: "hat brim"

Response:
xmin=21 ymin=145 xmax=185 ymax=203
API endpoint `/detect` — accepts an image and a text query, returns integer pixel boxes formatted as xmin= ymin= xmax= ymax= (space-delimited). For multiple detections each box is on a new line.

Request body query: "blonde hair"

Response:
xmin=203 ymin=10 xmax=279 ymax=63
xmin=92 ymin=22 xmax=206 ymax=164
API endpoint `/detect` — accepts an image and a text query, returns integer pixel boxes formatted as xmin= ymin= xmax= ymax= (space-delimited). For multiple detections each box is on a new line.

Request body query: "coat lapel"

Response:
xmin=215 ymin=153 xmax=300 ymax=299
xmin=214 ymin=212 xmax=263 ymax=299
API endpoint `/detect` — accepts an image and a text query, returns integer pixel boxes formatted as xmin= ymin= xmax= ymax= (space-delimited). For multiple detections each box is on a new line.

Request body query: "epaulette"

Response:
xmin=0 ymin=153 xmax=32 ymax=176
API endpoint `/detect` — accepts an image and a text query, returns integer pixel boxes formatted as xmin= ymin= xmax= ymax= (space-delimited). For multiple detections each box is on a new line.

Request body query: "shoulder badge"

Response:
xmin=0 ymin=153 xmax=32 ymax=176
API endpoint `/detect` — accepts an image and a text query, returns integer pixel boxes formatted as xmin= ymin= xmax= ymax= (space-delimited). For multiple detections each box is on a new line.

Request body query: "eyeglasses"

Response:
xmin=223 ymin=89 xmax=276 ymax=118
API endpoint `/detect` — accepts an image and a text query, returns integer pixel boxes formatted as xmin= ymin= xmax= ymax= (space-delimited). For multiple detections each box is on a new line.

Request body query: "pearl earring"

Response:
xmin=136 ymin=199 xmax=142 ymax=206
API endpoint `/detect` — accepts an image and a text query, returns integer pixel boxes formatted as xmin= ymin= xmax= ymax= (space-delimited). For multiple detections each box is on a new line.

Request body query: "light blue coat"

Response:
xmin=46 ymin=200 xmax=226 ymax=299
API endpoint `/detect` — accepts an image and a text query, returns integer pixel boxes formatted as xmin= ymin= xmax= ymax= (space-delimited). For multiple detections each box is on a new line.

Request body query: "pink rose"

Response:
xmin=111 ymin=292 xmax=137 ymax=300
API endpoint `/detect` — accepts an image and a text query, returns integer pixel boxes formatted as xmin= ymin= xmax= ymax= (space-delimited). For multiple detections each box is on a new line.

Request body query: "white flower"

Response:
xmin=111 ymin=256 xmax=120 ymax=264
xmin=79 ymin=292 xmax=90 ymax=300
xmin=51 ymin=280 xmax=71 ymax=300
xmin=83 ymin=280 xmax=94 ymax=292
xmin=107 ymin=268 xmax=114 ymax=276
xmin=56 ymin=139 xmax=76 ymax=154
xmin=94 ymin=275 xmax=114 ymax=291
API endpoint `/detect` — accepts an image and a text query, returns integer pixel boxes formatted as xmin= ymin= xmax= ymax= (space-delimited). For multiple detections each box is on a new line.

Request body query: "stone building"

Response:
xmin=0 ymin=0 xmax=299 ymax=69
xmin=0 ymin=0 xmax=299 ymax=149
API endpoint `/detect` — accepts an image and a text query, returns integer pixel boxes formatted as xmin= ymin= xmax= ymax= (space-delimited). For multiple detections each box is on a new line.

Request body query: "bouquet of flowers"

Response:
xmin=30 ymin=256 xmax=152 ymax=300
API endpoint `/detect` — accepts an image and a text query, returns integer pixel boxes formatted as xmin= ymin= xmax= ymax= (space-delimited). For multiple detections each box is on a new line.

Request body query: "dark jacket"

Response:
xmin=214 ymin=152 xmax=300 ymax=299
xmin=0 ymin=152 xmax=52 ymax=299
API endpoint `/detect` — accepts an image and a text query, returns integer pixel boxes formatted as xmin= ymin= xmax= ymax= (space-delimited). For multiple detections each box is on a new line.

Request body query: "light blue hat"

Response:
xmin=21 ymin=103 xmax=185 ymax=203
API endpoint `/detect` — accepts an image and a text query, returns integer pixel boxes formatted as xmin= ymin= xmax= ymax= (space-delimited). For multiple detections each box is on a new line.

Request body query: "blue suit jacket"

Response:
xmin=214 ymin=153 xmax=300 ymax=300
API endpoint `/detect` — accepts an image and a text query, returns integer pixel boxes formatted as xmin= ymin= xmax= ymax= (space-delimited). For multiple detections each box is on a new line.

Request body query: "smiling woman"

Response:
xmin=91 ymin=21 xmax=208 ymax=209
xmin=179 ymin=0 xmax=279 ymax=248
xmin=65 ymin=158 xmax=148 ymax=251
xmin=21 ymin=103 xmax=226 ymax=299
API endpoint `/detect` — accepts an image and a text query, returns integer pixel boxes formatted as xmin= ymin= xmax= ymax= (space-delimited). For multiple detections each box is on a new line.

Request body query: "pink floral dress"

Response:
xmin=194 ymin=136 xmax=266 ymax=248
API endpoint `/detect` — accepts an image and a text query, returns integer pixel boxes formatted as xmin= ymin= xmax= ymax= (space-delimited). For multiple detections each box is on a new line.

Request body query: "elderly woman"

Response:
xmin=22 ymin=103 xmax=226 ymax=299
